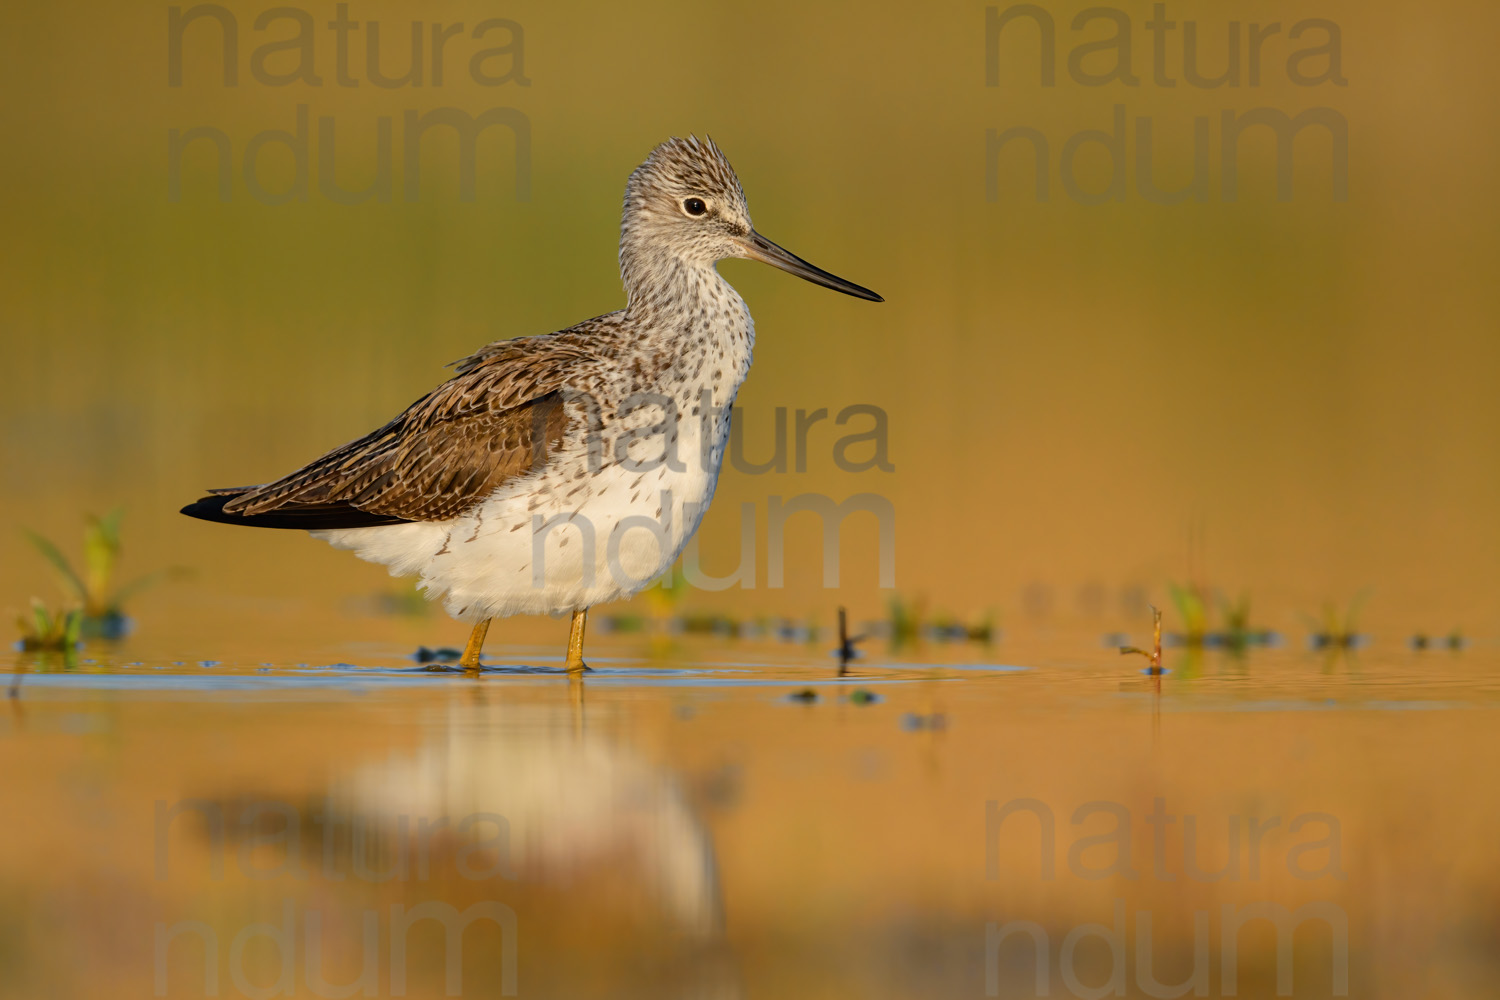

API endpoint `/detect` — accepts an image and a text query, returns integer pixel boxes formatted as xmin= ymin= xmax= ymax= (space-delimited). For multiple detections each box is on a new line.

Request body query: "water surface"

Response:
xmin=4 ymin=632 xmax=1496 ymax=998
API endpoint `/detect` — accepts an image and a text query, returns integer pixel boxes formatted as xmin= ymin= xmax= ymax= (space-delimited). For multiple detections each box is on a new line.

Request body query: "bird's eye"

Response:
xmin=683 ymin=197 xmax=707 ymax=216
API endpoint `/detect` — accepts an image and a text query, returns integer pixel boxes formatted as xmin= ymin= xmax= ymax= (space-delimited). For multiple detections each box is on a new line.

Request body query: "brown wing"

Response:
xmin=202 ymin=332 xmax=605 ymax=525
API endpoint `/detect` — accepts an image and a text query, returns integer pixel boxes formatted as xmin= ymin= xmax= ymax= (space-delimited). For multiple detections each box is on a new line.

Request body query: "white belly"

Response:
xmin=313 ymin=411 xmax=725 ymax=620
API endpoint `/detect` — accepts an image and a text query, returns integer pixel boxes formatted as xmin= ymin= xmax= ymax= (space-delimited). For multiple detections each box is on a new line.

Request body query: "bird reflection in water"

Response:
xmin=192 ymin=692 xmax=741 ymax=999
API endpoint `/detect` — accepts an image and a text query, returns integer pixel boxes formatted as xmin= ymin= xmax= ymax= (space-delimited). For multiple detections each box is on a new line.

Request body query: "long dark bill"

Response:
xmin=742 ymin=231 xmax=883 ymax=302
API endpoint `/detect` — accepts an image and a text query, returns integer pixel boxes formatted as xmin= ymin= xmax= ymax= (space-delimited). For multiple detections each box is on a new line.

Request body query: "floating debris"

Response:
xmin=922 ymin=623 xmax=968 ymax=643
xmin=1305 ymin=594 xmax=1371 ymax=652
xmin=847 ymin=689 xmax=879 ymax=706
xmin=679 ymin=613 xmax=738 ymax=637
xmin=775 ymin=619 xmax=815 ymax=644
xmin=900 ymin=712 xmax=947 ymax=731
xmin=1309 ymin=632 xmax=1369 ymax=651
xmin=921 ymin=618 xmax=997 ymax=644
xmin=413 ymin=646 xmax=463 ymax=663
xmin=1167 ymin=629 xmax=1280 ymax=650
xmin=594 ymin=614 xmax=646 ymax=635
xmin=886 ymin=595 xmax=993 ymax=647
xmin=1410 ymin=631 xmax=1466 ymax=652
xmin=736 ymin=619 xmax=770 ymax=641
xmin=787 ymin=689 xmax=819 ymax=704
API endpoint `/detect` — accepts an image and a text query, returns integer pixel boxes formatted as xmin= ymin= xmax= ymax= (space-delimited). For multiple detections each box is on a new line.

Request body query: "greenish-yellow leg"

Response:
xmin=565 ymin=609 xmax=589 ymax=674
xmin=460 ymin=618 xmax=491 ymax=671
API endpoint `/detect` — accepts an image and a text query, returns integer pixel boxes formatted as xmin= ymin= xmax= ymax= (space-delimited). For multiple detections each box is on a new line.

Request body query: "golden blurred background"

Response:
xmin=4 ymin=5 xmax=1500 ymax=994
xmin=2 ymin=0 xmax=1497 ymax=639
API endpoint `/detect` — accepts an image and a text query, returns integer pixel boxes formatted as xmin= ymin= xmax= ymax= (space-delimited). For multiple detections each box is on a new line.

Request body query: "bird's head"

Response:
xmin=620 ymin=135 xmax=882 ymax=303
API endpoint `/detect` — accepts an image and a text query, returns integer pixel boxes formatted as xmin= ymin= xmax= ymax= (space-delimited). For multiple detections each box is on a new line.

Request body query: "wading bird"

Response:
xmin=182 ymin=136 xmax=882 ymax=671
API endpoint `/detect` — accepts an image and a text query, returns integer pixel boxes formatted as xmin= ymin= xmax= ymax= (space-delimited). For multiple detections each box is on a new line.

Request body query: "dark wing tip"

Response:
xmin=180 ymin=493 xmax=414 ymax=530
xmin=181 ymin=494 xmax=242 ymax=523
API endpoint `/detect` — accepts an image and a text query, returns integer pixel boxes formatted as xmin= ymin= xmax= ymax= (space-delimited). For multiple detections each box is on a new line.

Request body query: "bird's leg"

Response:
xmin=459 ymin=618 xmax=491 ymax=672
xmin=565 ymin=608 xmax=590 ymax=674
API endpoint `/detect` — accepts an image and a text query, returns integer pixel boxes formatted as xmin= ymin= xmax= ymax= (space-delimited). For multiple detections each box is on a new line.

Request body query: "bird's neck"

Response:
xmin=621 ymin=248 xmax=737 ymax=324
xmin=618 ymin=247 xmax=754 ymax=381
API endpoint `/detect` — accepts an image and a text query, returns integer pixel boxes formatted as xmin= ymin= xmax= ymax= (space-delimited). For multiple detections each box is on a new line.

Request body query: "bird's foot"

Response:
xmin=423 ymin=661 xmax=471 ymax=673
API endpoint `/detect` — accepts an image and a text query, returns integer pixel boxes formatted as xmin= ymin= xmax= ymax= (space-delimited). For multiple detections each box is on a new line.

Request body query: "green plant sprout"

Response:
xmin=16 ymin=599 xmax=81 ymax=652
xmin=887 ymin=594 xmax=925 ymax=650
xmin=25 ymin=508 xmax=173 ymax=639
xmin=1165 ymin=582 xmax=1273 ymax=650
xmin=645 ymin=567 xmax=689 ymax=619
xmin=1167 ymin=582 xmax=1208 ymax=645
xmin=1306 ymin=591 xmax=1371 ymax=650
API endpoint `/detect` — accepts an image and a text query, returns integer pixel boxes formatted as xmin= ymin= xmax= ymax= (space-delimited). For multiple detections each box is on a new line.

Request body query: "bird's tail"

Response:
xmin=180 ymin=491 xmax=411 ymax=530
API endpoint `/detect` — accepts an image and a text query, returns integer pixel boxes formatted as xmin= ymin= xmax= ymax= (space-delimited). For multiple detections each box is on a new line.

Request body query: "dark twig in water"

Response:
xmin=835 ymin=607 xmax=866 ymax=677
xmin=1121 ymin=605 xmax=1164 ymax=675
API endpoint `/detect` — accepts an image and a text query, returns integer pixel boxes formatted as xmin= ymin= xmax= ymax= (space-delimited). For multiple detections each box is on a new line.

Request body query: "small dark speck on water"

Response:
xmin=787 ymin=689 xmax=819 ymax=704
xmin=257 ymin=667 xmax=271 ymax=673
xmin=900 ymin=712 xmax=947 ymax=732
xmin=1410 ymin=633 xmax=1467 ymax=651
xmin=848 ymin=689 xmax=879 ymax=705
xmin=199 ymin=661 xmax=219 ymax=668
